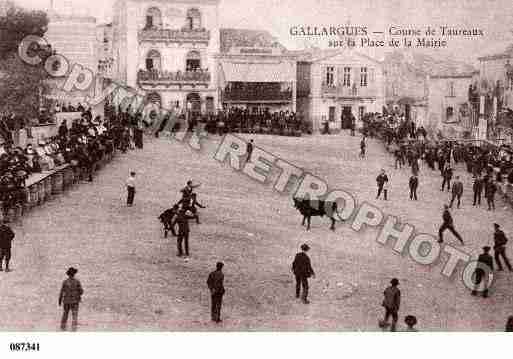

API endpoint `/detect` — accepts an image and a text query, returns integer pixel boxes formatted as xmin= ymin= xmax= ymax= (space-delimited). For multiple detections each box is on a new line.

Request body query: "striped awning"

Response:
xmin=220 ymin=61 xmax=295 ymax=83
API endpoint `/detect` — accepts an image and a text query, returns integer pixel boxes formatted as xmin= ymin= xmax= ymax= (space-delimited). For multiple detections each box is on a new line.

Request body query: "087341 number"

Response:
xmin=9 ymin=343 xmax=40 ymax=352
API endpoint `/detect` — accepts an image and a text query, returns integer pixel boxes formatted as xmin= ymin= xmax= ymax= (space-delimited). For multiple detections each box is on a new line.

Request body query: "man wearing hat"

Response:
xmin=438 ymin=205 xmax=464 ymax=245
xmin=180 ymin=180 xmax=200 ymax=200
xmin=0 ymin=219 xmax=15 ymax=272
xmin=292 ymin=244 xmax=315 ymax=304
xmin=380 ymin=278 xmax=401 ymax=331
xmin=472 ymin=247 xmax=494 ymax=298
xmin=207 ymin=262 xmax=225 ymax=323
xmin=493 ymin=224 xmax=512 ymax=272
xmin=58 ymin=267 xmax=84 ymax=331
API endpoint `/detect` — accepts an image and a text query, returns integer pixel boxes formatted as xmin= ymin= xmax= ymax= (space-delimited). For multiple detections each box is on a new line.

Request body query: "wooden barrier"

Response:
xmin=3 ymin=149 xmax=116 ymax=222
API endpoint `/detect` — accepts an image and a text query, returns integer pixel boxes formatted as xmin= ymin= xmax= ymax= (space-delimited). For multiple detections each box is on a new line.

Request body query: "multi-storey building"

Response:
xmin=478 ymin=45 xmax=513 ymax=123
xmin=296 ymin=49 xmax=385 ymax=132
xmin=215 ymin=29 xmax=297 ymax=113
xmin=112 ymin=0 xmax=220 ymax=115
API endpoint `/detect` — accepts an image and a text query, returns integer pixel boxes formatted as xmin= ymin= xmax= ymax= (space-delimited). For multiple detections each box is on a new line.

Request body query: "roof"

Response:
xmin=219 ymin=61 xmax=295 ymax=83
xmin=385 ymin=51 xmax=475 ymax=78
xmin=478 ymin=44 xmax=513 ymax=61
xmin=219 ymin=28 xmax=287 ymax=54
xmin=293 ymin=48 xmax=382 ymax=65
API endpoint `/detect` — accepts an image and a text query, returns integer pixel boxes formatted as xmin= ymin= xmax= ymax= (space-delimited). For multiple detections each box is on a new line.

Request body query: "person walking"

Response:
xmin=359 ymin=136 xmax=366 ymax=159
xmin=0 ymin=219 xmax=15 ymax=272
xmin=438 ymin=205 xmax=464 ymax=245
xmin=246 ymin=139 xmax=254 ymax=163
xmin=409 ymin=174 xmax=418 ymax=201
xmin=380 ymin=278 xmax=401 ymax=332
xmin=126 ymin=171 xmax=136 ymax=207
xmin=441 ymin=165 xmax=453 ymax=192
xmin=449 ymin=176 xmax=464 ymax=209
xmin=171 ymin=208 xmax=196 ymax=258
xmin=58 ymin=267 xmax=84 ymax=331
xmin=292 ymin=244 xmax=315 ymax=304
xmin=493 ymin=223 xmax=512 ymax=272
xmin=207 ymin=262 xmax=225 ymax=323
xmin=471 ymin=247 xmax=493 ymax=298
xmin=485 ymin=179 xmax=497 ymax=211
xmin=473 ymin=175 xmax=483 ymax=206
xmin=376 ymin=169 xmax=389 ymax=200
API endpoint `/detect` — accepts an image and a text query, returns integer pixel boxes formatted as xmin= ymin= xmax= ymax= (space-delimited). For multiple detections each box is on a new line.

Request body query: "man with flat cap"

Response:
xmin=59 ymin=267 xmax=84 ymax=331
xmin=292 ymin=244 xmax=315 ymax=304
xmin=207 ymin=262 xmax=225 ymax=323
xmin=493 ymin=224 xmax=512 ymax=272
xmin=472 ymin=247 xmax=494 ymax=298
xmin=380 ymin=278 xmax=401 ymax=332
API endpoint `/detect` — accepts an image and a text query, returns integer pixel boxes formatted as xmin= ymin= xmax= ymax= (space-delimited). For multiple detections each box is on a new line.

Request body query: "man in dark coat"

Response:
xmin=441 ymin=165 xmax=453 ymax=192
xmin=246 ymin=139 xmax=254 ymax=163
xmin=471 ymin=247 xmax=494 ymax=298
xmin=376 ymin=169 xmax=389 ymax=200
xmin=485 ymin=179 xmax=497 ymax=211
xmin=0 ymin=219 xmax=15 ymax=272
xmin=59 ymin=267 xmax=84 ymax=331
xmin=409 ymin=174 xmax=418 ymax=200
xmin=493 ymin=223 xmax=512 ymax=272
xmin=170 ymin=208 xmax=196 ymax=257
xmin=438 ymin=205 xmax=464 ymax=244
xmin=292 ymin=244 xmax=315 ymax=304
xmin=380 ymin=278 xmax=401 ymax=332
xmin=473 ymin=175 xmax=483 ymax=206
xmin=207 ymin=262 xmax=225 ymax=323
xmin=449 ymin=176 xmax=464 ymax=209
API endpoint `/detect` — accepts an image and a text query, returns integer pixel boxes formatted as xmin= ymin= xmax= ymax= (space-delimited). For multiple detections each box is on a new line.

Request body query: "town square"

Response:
xmin=1 ymin=0 xmax=513 ymax=337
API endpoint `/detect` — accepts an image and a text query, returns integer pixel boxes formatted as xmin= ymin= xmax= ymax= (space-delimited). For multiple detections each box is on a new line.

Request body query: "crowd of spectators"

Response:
xmin=200 ymin=107 xmax=306 ymax=136
xmin=360 ymin=111 xmax=513 ymax=200
xmin=0 ymin=103 xmax=138 ymax=219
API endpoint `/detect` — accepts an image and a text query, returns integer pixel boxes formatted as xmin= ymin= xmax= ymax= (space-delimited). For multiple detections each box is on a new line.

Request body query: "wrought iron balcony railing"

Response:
xmin=138 ymin=28 xmax=210 ymax=44
xmin=137 ymin=70 xmax=211 ymax=85
xmin=321 ymin=83 xmax=377 ymax=98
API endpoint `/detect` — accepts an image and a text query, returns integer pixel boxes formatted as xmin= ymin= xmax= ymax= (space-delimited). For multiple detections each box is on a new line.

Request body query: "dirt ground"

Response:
xmin=1 ymin=132 xmax=512 ymax=331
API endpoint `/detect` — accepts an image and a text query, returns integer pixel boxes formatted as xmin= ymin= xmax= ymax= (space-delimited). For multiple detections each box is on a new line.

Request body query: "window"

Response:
xmin=329 ymin=106 xmax=336 ymax=122
xmin=360 ymin=67 xmax=368 ymax=87
xmin=448 ymin=81 xmax=455 ymax=97
xmin=446 ymin=107 xmax=454 ymax=120
xmin=186 ymin=50 xmax=201 ymax=71
xmin=145 ymin=7 xmax=162 ymax=29
xmin=343 ymin=67 xmax=351 ymax=87
xmin=358 ymin=106 xmax=365 ymax=120
xmin=186 ymin=8 xmax=202 ymax=30
xmin=146 ymin=49 xmax=161 ymax=71
xmin=326 ymin=66 xmax=335 ymax=86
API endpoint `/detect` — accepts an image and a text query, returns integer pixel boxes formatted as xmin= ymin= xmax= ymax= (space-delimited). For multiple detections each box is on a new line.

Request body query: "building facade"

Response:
xmin=426 ymin=73 xmax=474 ymax=138
xmin=383 ymin=51 xmax=428 ymax=126
xmin=477 ymin=45 xmax=513 ymax=130
xmin=216 ymin=29 xmax=297 ymax=113
xmin=44 ymin=10 xmax=99 ymax=108
xmin=112 ymin=0 xmax=220 ymax=114
xmin=297 ymin=49 xmax=385 ymax=132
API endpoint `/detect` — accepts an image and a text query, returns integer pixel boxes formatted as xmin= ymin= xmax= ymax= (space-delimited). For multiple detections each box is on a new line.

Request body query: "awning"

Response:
xmin=220 ymin=61 xmax=295 ymax=84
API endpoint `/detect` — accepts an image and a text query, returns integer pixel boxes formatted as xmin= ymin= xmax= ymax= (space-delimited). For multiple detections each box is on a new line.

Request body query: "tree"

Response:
xmin=0 ymin=1 xmax=49 ymax=60
xmin=0 ymin=1 xmax=50 ymax=119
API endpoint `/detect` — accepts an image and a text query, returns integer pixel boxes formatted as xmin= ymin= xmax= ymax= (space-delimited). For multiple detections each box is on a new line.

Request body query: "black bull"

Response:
xmin=293 ymin=198 xmax=343 ymax=231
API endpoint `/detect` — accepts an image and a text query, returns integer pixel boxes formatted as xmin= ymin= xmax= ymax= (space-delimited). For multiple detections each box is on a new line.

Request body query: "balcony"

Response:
xmin=138 ymin=28 xmax=210 ymax=44
xmin=137 ymin=69 xmax=211 ymax=87
xmin=321 ymin=83 xmax=377 ymax=98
